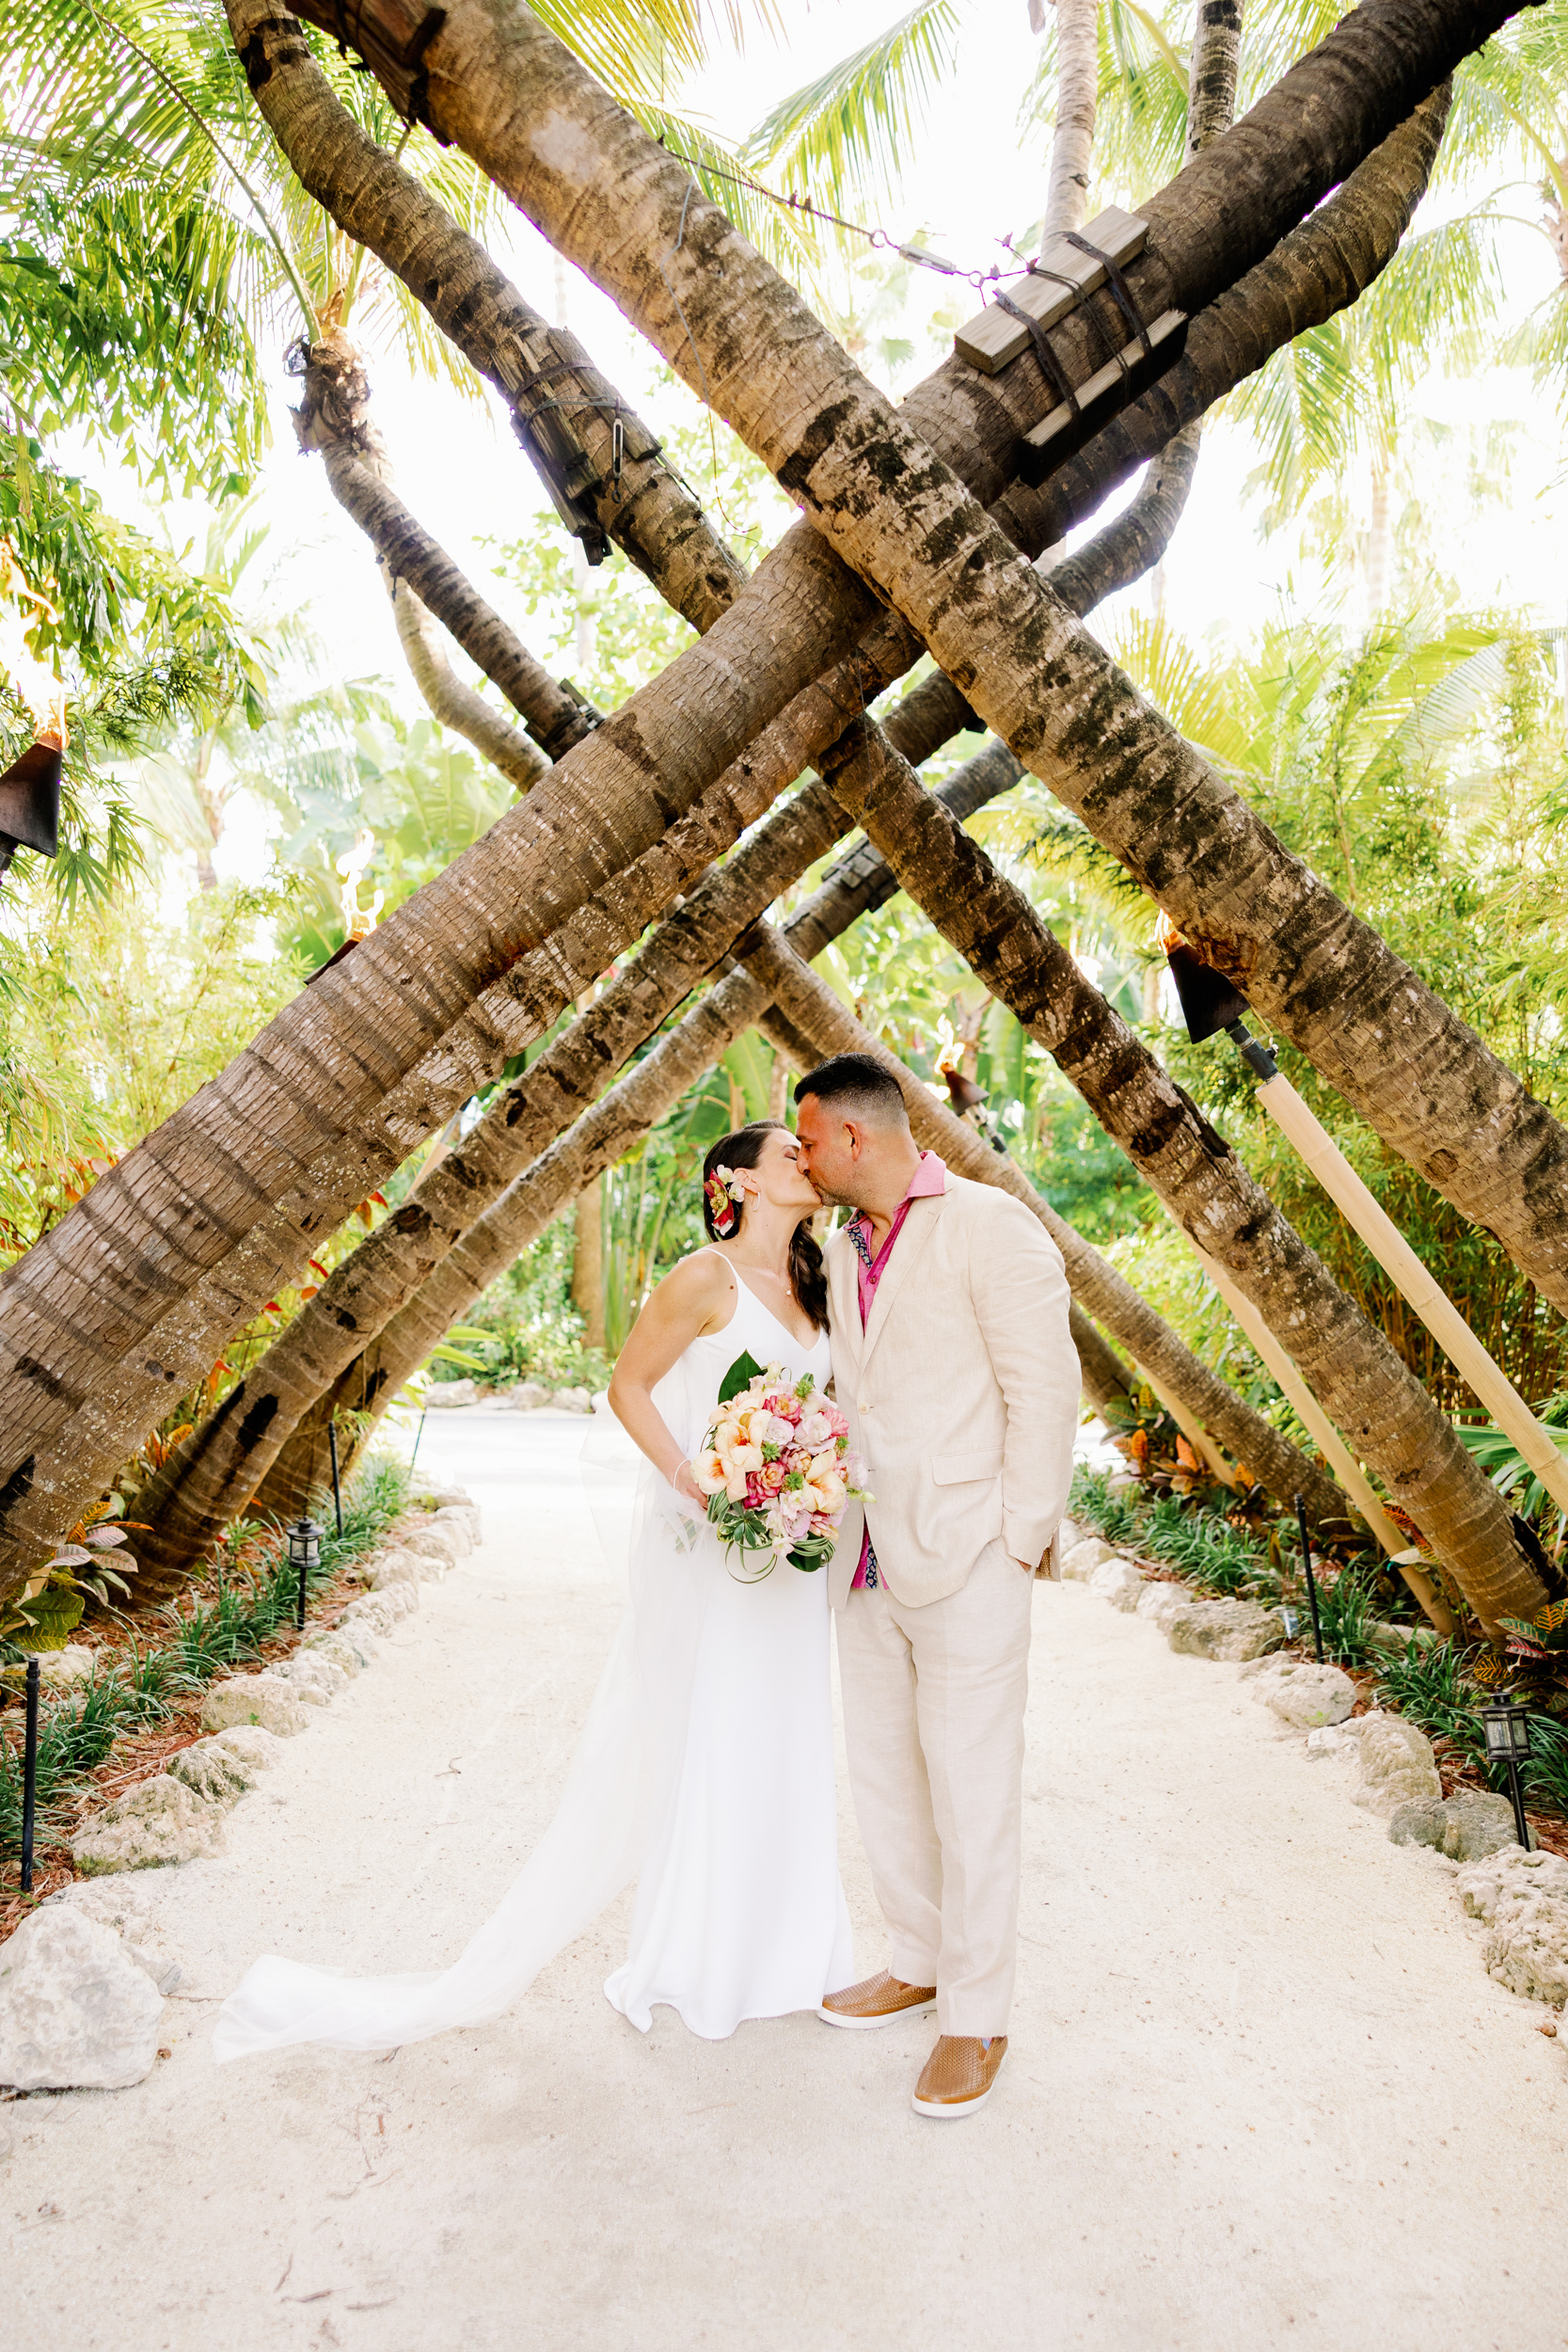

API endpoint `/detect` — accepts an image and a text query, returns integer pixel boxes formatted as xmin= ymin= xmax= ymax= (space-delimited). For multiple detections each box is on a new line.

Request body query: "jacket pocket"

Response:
xmin=931 ymin=1448 xmax=1005 ymax=1486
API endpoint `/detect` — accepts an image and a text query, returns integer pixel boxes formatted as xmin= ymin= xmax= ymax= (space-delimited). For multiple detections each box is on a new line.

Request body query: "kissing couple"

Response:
xmin=214 ymin=1053 xmax=1081 ymax=2121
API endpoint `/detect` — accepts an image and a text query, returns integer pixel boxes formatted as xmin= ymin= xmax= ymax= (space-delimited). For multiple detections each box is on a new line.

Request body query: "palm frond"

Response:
xmin=740 ymin=1 xmax=961 ymax=219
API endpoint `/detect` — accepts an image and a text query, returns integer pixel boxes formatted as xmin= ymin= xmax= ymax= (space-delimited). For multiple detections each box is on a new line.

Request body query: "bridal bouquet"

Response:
xmin=691 ymin=1352 xmax=867 ymax=1581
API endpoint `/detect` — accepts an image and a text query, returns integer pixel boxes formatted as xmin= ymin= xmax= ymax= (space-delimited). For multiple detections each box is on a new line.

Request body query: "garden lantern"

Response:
xmin=289 ymin=1515 xmax=323 ymax=1632
xmin=1481 ymin=1701 xmax=1533 ymax=1851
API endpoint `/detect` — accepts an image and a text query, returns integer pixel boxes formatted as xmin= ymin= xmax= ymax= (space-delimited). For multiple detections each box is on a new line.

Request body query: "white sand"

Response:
xmin=6 ymin=1406 xmax=1565 ymax=2351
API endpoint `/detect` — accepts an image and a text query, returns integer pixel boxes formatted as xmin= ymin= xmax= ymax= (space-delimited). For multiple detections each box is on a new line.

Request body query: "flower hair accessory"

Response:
xmin=705 ymin=1163 xmax=748 ymax=1236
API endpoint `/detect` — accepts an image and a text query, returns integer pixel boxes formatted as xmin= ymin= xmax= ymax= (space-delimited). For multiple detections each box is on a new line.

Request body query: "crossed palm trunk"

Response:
xmin=303 ymin=0 xmax=1544 ymax=1621
xmin=0 ymin=0 xmax=1534 ymax=1516
xmin=0 ymin=0 xmax=1553 ymax=1626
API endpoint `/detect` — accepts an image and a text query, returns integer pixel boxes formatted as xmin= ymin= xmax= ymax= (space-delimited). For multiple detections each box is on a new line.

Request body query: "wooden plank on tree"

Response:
xmin=952 ymin=207 xmax=1148 ymax=375
xmin=1019 ymin=309 xmax=1188 ymax=483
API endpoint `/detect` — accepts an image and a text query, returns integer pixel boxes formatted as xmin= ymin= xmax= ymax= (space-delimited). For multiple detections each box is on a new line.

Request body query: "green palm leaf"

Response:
xmin=741 ymin=1 xmax=961 ymax=218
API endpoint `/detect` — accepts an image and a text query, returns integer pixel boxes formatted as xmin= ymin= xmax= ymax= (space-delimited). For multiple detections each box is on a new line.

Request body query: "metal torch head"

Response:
xmin=1164 ymin=940 xmax=1251 ymax=1045
xmin=0 ymin=739 xmax=62 ymax=860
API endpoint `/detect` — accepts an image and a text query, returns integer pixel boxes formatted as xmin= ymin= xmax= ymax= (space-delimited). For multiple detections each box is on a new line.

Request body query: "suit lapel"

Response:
xmin=826 ymin=1232 xmax=863 ymax=1377
xmin=861 ymin=1191 xmax=945 ymax=1366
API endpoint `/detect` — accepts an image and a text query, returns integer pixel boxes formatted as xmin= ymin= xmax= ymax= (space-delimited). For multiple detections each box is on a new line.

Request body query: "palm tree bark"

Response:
xmin=1039 ymin=0 xmax=1100 ymax=241
xmin=222 ymin=465 xmax=1202 ymax=1545
xmin=8 ymin=424 xmax=1201 ymax=1590
xmin=293 ymin=326 xmax=598 ymax=763
xmin=135 ymin=729 xmax=1031 ymax=1573
xmin=406 ymin=5 xmax=1568 ymax=1335
xmin=998 ymin=88 xmax=1448 ymax=546
xmin=739 ymin=923 xmax=1344 ymax=1524
xmin=388 ymin=579 xmax=546 ymax=791
xmin=812 ymin=727 xmax=1545 ymax=1629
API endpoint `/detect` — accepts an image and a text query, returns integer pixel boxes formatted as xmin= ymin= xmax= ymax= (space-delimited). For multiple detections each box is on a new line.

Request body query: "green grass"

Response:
xmin=1070 ymin=1470 xmax=1275 ymax=1600
xmin=1307 ymin=1565 xmax=1383 ymax=1668
xmin=0 ymin=1455 xmax=409 ymax=1864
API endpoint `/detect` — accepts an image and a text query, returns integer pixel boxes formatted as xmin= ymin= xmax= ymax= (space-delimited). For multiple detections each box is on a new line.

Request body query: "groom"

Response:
xmin=793 ymin=1053 xmax=1080 ymax=2118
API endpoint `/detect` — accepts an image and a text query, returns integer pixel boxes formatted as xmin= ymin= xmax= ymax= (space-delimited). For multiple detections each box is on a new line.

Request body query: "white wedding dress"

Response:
xmin=213 ymin=1260 xmax=853 ymax=2062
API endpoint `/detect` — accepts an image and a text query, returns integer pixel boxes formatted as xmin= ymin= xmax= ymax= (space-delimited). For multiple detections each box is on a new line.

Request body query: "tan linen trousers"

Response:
xmin=835 ymin=1537 xmax=1035 ymax=2037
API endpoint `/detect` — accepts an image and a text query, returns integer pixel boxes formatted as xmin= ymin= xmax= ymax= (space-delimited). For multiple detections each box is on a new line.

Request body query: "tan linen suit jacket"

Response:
xmin=824 ymin=1171 xmax=1081 ymax=1612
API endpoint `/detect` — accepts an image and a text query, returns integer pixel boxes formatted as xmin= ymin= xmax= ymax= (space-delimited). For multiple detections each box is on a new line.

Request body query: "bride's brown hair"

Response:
xmin=701 ymin=1121 xmax=829 ymax=1331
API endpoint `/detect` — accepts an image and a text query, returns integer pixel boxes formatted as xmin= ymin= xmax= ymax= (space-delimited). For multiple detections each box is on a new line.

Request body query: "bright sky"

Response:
xmin=93 ymin=1 xmax=1568 ymax=887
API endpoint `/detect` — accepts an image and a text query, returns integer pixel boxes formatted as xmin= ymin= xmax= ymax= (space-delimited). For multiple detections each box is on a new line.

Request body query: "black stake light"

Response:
xmin=327 ymin=1419 xmax=343 ymax=1537
xmin=1481 ymin=1700 xmax=1534 ymax=1851
xmin=20 ymin=1654 xmax=39 ymax=1894
xmin=1294 ymin=1491 xmax=1324 ymax=1663
xmin=288 ymin=1515 xmax=322 ymax=1632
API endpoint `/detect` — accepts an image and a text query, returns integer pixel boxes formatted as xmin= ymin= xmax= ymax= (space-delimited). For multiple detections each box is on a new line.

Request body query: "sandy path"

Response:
xmin=6 ymin=1406 xmax=1565 ymax=2352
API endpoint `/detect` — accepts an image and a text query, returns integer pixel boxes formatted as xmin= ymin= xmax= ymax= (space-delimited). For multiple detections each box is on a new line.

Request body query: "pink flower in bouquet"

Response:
xmin=697 ymin=1358 xmax=868 ymax=1581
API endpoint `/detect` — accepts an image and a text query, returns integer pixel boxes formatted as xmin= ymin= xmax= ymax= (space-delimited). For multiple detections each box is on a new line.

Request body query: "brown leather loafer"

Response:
xmin=817 ymin=1969 xmax=939 ymax=2029
xmin=911 ymin=2034 xmax=1007 ymax=2117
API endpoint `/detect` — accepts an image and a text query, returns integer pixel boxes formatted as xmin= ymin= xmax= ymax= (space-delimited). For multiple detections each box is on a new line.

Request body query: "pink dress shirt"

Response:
xmin=847 ymin=1152 xmax=947 ymax=1591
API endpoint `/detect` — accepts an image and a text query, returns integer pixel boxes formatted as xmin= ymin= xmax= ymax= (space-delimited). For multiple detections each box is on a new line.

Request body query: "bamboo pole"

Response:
xmin=1138 ymin=1367 xmax=1237 ymax=1487
xmin=1253 ymin=1063 xmax=1568 ymax=1518
xmin=1189 ymin=1233 xmax=1455 ymax=1636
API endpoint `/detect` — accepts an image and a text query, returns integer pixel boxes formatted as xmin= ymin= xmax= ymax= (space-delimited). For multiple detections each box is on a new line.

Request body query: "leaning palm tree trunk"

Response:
xmin=128 ymin=463 xmax=1206 ymax=1578
xmin=293 ymin=329 xmax=596 ymax=771
xmin=808 ymin=734 xmax=1544 ymax=1630
xmin=1038 ymin=0 xmax=1100 ymax=241
xmin=357 ymin=0 xmax=1568 ymax=1331
xmin=738 ymin=925 xmax=1343 ymax=1526
xmin=0 ymin=0 xmax=1455 ymax=1506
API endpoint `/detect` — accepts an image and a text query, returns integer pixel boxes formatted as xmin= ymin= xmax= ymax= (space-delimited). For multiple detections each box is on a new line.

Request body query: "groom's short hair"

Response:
xmin=794 ymin=1053 xmax=909 ymax=1130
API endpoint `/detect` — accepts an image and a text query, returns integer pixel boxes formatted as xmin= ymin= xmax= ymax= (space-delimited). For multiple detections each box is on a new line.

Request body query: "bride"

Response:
xmin=213 ymin=1118 xmax=854 ymax=2061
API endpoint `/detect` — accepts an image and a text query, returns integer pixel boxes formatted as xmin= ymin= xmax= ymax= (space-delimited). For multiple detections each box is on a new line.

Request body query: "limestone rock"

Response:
xmin=1088 ymin=1556 xmax=1144 ymax=1612
xmin=1135 ymin=1581 xmax=1188 ymax=1631
xmin=50 ymin=1880 xmax=182 ymax=1994
xmin=397 ymin=1524 xmax=464 ymax=1572
xmin=506 ymin=1381 xmax=553 ymax=1412
xmin=30 ymin=1645 xmax=99 ymax=1690
xmin=1389 ymin=1797 xmax=1449 ymax=1851
xmin=425 ymin=1378 xmax=477 ymax=1407
xmin=0 ymin=1906 xmax=165 ymax=2090
xmin=1458 ymin=1847 xmax=1568 ymax=2008
xmin=1054 ymin=1517 xmax=1085 ymax=1557
xmin=207 ymin=1724 xmax=285 ymax=1775
xmin=1392 ymin=1788 xmax=1525 ymax=1862
xmin=412 ymin=1482 xmax=473 ymax=1508
xmin=1167 ymin=1600 xmax=1286 ymax=1662
xmin=165 ymin=1724 xmax=284 ymax=1810
xmin=432 ymin=1503 xmax=480 ymax=1547
xmin=272 ymin=1652 xmax=348 ymax=1703
xmin=362 ymin=1547 xmax=422 ymax=1591
xmin=305 ymin=1629 xmax=371 ymax=1676
xmin=1249 ymin=1659 xmax=1356 ymax=1729
xmin=71 ymin=1773 xmax=227 ymax=1873
xmin=199 ymin=1672 xmax=309 ymax=1739
xmin=1304 ymin=1722 xmax=1364 ymax=1764
xmin=340 ymin=1581 xmax=416 ymax=1635
xmin=1351 ymin=1715 xmax=1443 ymax=1817
xmin=552 ymin=1385 xmax=592 ymax=1413
xmin=1061 ymin=1536 xmax=1116 ymax=1582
